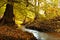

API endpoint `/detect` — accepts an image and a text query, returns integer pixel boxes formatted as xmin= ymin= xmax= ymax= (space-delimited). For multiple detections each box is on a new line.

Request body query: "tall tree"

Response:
xmin=0 ymin=0 xmax=15 ymax=25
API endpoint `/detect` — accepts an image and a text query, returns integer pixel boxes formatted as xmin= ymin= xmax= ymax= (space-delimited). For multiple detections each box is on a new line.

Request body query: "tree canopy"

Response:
xmin=0 ymin=0 xmax=59 ymax=27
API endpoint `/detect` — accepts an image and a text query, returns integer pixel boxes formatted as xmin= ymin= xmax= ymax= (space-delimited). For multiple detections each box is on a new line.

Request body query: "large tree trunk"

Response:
xmin=0 ymin=4 xmax=15 ymax=25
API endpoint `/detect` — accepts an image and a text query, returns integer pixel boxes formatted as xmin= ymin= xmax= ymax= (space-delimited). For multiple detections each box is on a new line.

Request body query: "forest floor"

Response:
xmin=0 ymin=25 xmax=60 ymax=40
xmin=0 ymin=16 xmax=60 ymax=40
xmin=26 ymin=16 xmax=60 ymax=32
xmin=0 ymin=25 xmax=37 ymax=40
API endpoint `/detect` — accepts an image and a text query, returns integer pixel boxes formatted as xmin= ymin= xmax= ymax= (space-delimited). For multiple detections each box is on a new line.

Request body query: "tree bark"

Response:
xmin=0 ymin=4 xmax=15 ymax=25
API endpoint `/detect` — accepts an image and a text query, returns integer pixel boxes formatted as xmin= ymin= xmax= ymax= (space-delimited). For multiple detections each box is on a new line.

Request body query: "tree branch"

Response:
xmin=13 ymin=0 xmax=34 ymax=7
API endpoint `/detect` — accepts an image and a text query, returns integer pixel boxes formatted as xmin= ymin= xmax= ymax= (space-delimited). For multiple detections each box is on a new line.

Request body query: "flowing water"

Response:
xmin=24 ymin=29 xmax=48 ymax=40
xmin=21 ymin=27 xmax=60 ymax=40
